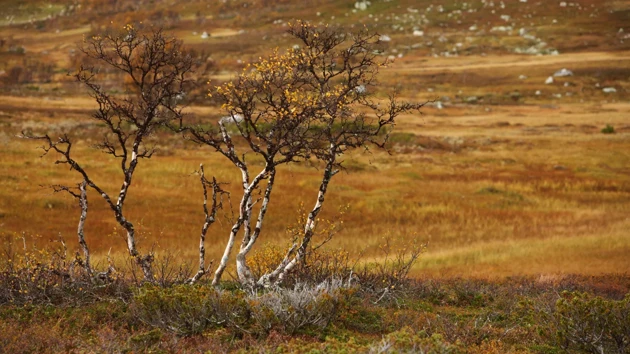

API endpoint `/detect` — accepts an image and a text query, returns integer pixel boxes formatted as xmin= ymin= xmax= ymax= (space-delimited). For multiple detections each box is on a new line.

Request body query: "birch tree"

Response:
xmin=22 ymin=25 xmax=196 ymax=282
xmin=184 ymin=21 xmax=424 ymax=288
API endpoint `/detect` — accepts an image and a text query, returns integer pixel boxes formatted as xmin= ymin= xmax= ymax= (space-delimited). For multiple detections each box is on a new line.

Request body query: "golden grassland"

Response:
xmin=1 ymin=0 xmax=629 ymax=280
xmin=1 ymin=96 xmax=628 ymax=279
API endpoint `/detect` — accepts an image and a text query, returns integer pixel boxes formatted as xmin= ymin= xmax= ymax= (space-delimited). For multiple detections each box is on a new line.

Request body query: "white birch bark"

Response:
xmin=77 ymin=181 xmax=92 ymax=276
xmin=190 ymin=164 xmax=219 ymax=284
xmin=272 ymin=157 xmax=338 ymax=285
xmin=212 ymin=166 xmax=271 ymax=286
xmin=236 ymin=169 xmax=276 ymax=286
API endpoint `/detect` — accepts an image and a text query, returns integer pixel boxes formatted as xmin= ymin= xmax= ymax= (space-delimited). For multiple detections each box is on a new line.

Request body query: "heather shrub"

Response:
xmin=369 ymin=326 xmax=463 ymax=354
xmin=0 ymin=236 xmax=129 ymax=305
xmin=249 ymin=278 xmax=351 ymax=335
xmin=131 ymin=284 xmax=250 ymax=335
xmin=553 ymin=292 xmax=630 ymax=354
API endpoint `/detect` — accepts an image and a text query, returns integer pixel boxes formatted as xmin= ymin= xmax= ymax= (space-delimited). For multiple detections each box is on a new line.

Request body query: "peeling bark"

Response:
xmin=212 ymin=166 xmax=270 ymax=286
xmin=272 ymin=156 xmax=338 ymax=285
xmin=77 ymin=180 xmax=91 ymax=276
xmin=190 ymin=165 xmax=224 ymax=284
xmin=237 ymin=168 xmax=276 ymax=286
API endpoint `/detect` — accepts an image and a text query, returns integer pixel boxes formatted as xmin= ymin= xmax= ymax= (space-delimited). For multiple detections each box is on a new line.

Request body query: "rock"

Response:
xmin=465 ymin=96 xmax=479 ymax=103
xmin=519 ymin=75 xmax=528 ymax=80
xmin=201 ymin=31 xmax=209 ymax=39
xmin=354 ymin=0 xmax=370 ymax=11
xmin=219 ymin=114 xmax=244 ymax=125
xmin=554 ymin=68 xmax=573 ymax=77
xmin=379 ymin=34 xmax=392 ymax=42
xmin=413 ymin=30 xmax=424 ymax=36
xmin=491 ymin=25 xmax=513 ymax=32
xmin=354 ymin=85 xmax=367 ymax=94
xmin=535 ymin=90 xmax=542 ymax=95
xmin=602 ymin=87 xmax=617 ymax=93
xmin=545 ymin=76 xmax=554 ymax=84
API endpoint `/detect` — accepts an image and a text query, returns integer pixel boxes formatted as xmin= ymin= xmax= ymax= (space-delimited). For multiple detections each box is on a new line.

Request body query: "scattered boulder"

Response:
xmin=545 ymin=76 xmax=554 ymax=84
xmin=219 ymin=114 xmax=244 ymax=125
xmin=553 ymin=68 xmax=573 ymax=77
xmin=602 ymin=87 xmax=617 ymax=93
xmin=354 ymin=85 xmax=367 ymax=94
xmin=354 ymin=0 xmax=370 ymax=11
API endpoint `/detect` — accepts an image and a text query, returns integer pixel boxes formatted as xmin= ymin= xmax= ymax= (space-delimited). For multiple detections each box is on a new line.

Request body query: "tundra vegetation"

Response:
xmin=1 ymin=0 xmax=630 ymax=352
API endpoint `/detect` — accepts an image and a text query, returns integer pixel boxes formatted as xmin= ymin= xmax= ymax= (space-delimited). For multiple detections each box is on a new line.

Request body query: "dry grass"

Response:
xmin=1 ymin=97 xmax=628 ymax=279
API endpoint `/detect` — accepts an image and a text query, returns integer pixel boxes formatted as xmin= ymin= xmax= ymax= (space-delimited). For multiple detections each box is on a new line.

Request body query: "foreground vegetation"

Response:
xmin=1 ymin=243 xmax=629 ymax=353
xmin=1 ymin=0 xmax=629 ymax=278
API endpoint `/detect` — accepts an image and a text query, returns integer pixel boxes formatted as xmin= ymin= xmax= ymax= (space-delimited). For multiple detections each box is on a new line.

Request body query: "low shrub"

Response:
xmin=554 ymin=292 xmax=629 ymax=354
xmin=369 ymin=326 xmax=463 ymax=354
xmin=249 ymin=278 xmax=351 ymax=335
xmin=131 ymin=284 xmax=250 ymax=335
xmin=0 ymin=236 xmax=130 ymax=306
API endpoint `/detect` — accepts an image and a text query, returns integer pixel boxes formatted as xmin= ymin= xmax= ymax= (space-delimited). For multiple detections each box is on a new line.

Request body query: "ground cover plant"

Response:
xmin=1 ymin=240 xmax=628 ymax=353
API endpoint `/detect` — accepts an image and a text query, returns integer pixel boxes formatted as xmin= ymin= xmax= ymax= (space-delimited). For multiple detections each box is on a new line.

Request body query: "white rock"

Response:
xmin=379 ymin=34 xmax=392 ymax=42
xmin=469 ymin=25 xmax=478 ymax=31
xmin=413 ymin=30 xmax=424 ymax=36
xmin=354 ymin=0 xmax=370 ymax=11
xmin=545 ymin=76 xmax=554 ymax=84
xmin=354 ymin=85 xmax=367 ymax=94
xmin=554 ymin=68 xmax=573 ymax=77
xmin=491 ymin=25 xmax=512 ymax=32
xmin=519 ymin=75 xmax=528 ymax=80
xmin=560 ymin=1 xmax=567 ymax=7
xmin=535 ymin=90 xmax=542 ymax=95
xmin=602 ymin=87 xmax=617 ymax=93
xmin=201 ymin=31 xmax=209 ymax=39
xmin=219 ymin=114 xmax=244 ymax=125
